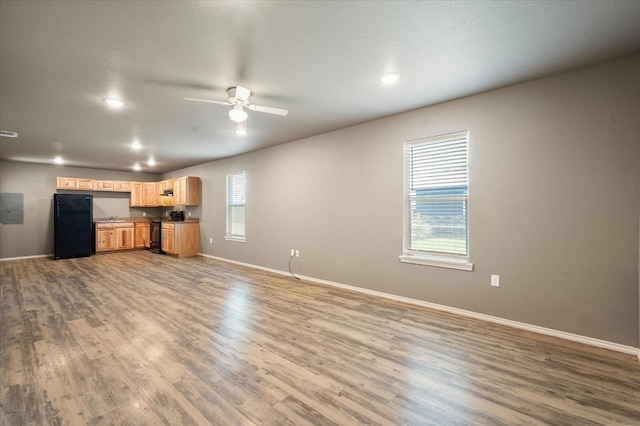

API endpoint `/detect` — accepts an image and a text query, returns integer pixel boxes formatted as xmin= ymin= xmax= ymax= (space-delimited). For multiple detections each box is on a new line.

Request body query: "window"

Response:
xmin=225 ymin=171 xmax=246 ymax=242
xmin=400 ymin=131 xmax=473 ymax=271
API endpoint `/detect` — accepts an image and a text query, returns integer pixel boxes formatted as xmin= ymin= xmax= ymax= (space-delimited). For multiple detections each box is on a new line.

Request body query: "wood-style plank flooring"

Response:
xmin=1 ymin=251 xmax=639 ymax=425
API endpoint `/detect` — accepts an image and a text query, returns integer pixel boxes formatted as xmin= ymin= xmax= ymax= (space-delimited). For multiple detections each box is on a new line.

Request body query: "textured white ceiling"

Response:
xmin=1 ymin=1 xmax=640 ymax=172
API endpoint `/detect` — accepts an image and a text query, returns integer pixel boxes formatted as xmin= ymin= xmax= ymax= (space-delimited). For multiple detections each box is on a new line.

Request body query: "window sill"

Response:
xmin=224 ymin=236 xmax=246 ymax=243
xmin=399 ymin=254 xmax=473 ymax=271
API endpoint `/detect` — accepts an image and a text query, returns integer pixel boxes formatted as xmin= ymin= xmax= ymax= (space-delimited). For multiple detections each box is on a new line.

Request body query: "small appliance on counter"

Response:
xmin=169 ymin=210 xmax=185 ymax=221
xmin=53 ymin=193 xmax=93 ymax=260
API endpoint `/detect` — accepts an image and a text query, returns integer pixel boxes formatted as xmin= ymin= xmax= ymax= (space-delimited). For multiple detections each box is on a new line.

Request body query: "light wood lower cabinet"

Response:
xmin=134 ymin=223 xmax=150 ymax=248
xmin=161 ymin=224 xmax=175 ymax=254
xmin=95 ymin=222 xmax=135 ymax=252
xmin=161 ymin=222 xmax=199 ymax=257
xmin=96 ymin=227 xmax=117 ymax=251
xmin=117 ymin=227 xmax=134 ymax=249
xmin=96 ymin=221 xmax=197 ymax=256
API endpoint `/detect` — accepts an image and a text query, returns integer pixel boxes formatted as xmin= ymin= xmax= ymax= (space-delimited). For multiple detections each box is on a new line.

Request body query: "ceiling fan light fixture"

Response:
xmin=233 ymin=120 xmax=247 ymax=136
xmin=229 ymin=104 xmax=248 ymax=123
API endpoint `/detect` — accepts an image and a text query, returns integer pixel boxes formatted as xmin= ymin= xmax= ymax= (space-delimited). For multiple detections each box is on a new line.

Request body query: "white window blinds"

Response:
xmin=405 ymin=131 xmax=469 ymax=258
xmin=226 ymin=171 xmax=246 ymax=240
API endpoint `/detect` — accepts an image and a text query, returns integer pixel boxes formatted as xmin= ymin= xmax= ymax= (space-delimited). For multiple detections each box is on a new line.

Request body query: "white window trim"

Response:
xmin=399 ymin=253 xmax=473 ymax=271
xmin=400 ymin=130 xmax=473 ymax=271
xmin=224 ymin=235 xmax=246 ymax=243
xmin=225 ymin=171 xmax=246 ymax=243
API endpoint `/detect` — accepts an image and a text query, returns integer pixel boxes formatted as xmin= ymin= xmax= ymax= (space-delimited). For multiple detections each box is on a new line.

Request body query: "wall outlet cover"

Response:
xmin=491 ymin=274 xmax=500 ymax=287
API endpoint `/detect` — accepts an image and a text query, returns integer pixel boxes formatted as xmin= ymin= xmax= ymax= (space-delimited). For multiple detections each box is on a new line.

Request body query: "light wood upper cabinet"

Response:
xmin=57 ymin=177 xmax=94 ymax=190
xmin=158 ymin=179 xmax=175 ymax=206
xmin=113 ymin=180 xmax=131 ymax=191
xmin=158 ymin=179 xmax=174 ymax=193
xmin=131 ymin=181 xmax=177 ymax=207
xmin=57 ymin=177 xmax=77 ymax=189
xmin=77 ymin=178 xmax=94 ymax=190
xmin=93 ymin=179 xmax=130 ymax=192
xmin=94 ymin=180 xmax=114 ymax=191
xmin=130 ymin=182 xmax=143 ymax=207
xmin=56 ymin=176 xmax=199 ymax=206
xmin=174 ymin=176 xmax=200 ymax=206
xmin=142 ymin=182 xmax=159 ymax=207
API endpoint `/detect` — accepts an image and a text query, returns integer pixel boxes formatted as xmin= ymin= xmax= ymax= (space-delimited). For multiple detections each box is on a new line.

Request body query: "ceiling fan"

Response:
xmin=184 ymin=86 xmax=288 ymax=123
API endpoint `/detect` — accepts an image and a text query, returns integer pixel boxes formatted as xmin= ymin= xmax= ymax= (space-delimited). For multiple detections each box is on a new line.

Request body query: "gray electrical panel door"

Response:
xmin=0 ymin=193 xmax=24 ymax=224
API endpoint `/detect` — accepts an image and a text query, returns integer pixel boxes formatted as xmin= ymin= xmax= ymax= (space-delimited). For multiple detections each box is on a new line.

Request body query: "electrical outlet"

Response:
xmin=209 ymin=238 xmax=213 ymax=244
xmin=295 ymin=249 xmax=300 ymax=257
xmin=491 ymin=274 xmax=500 ymax=287
xmin=188 ymin=211 xmax=191 ymax=217
xmin=290 ymin=248 xmax=295 ymax=256
xmin=142 ymin=212 xmax=146 ymax=217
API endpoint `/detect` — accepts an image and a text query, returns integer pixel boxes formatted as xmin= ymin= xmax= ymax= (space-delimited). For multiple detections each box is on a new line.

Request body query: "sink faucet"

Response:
xmin=109 ymin=215 xmax=117 ymax=221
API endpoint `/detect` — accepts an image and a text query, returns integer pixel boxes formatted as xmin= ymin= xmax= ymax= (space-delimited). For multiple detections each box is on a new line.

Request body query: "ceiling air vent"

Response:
xmin=0 ymin=130 xmax=18 ymax=138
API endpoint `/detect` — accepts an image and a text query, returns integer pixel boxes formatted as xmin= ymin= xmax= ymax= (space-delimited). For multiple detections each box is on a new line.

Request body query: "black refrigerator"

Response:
xmin=53 ymin=193 xmax=93 ymax=260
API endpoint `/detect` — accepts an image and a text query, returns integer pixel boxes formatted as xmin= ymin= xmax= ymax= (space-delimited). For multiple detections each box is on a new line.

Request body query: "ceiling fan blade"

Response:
xmin=247 ymin=104 xmax=288 ymax=116
xmin=184 ymin=97 xmax=231 ymax=106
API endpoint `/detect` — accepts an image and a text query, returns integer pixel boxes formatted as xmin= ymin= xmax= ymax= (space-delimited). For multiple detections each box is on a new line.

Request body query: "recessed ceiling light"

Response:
xmin=103 ymin=98 xmax=125 ymax=108
xmin=54 ymin=156 xmax=64 ymax=165
xmin=133 ymin=163 xmax=141 ymax=171
xmin=131 ymin=140 xmax=142 ymax=150
xmin=380 ymin=73 xmax=400 ymax=84
xmin=147 ymin=158 xmax=156 ymax=166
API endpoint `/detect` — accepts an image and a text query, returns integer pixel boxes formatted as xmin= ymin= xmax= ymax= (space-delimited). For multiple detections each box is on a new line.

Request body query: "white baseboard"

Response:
xmin=200 ymin=253 xmax=640 ymax=359
xmin=0 ymin=254 xmax=49 ymax=262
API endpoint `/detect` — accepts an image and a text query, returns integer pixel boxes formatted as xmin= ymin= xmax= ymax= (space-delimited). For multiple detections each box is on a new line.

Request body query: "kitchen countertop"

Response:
xmin=94 ymin=217 xmax=199 ymax=224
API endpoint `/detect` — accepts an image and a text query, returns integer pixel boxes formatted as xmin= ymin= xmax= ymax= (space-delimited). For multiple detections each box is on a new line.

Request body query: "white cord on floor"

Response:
xmin=288 ymin=254 xmax=300 ymax=280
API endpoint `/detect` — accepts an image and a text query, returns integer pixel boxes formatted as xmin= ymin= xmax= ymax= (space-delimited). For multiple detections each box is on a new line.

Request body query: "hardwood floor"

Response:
xmin=1 ymin=251 xmax=639 ymax=425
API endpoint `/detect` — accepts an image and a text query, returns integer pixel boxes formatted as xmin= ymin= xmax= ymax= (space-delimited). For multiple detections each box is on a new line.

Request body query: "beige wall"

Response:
xmin=167 ymin=56 xmax=640 ymax=346
xmin=0 ymin=162 xmax=160 ymax=258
